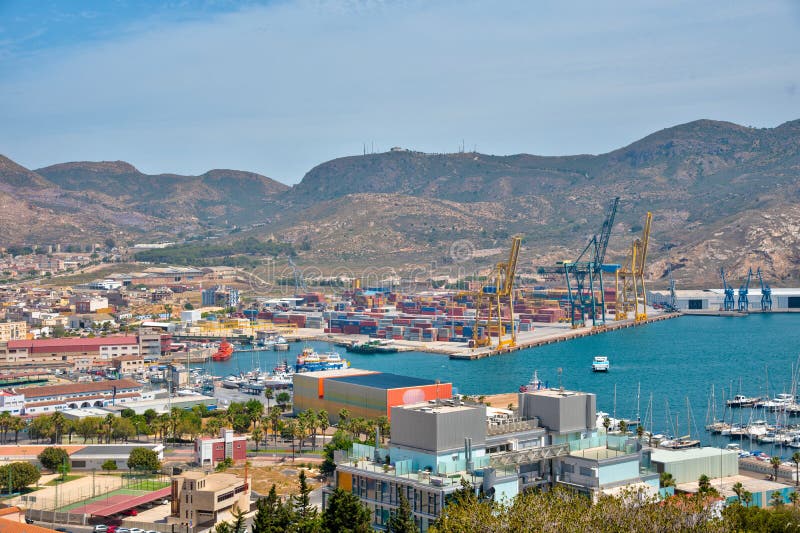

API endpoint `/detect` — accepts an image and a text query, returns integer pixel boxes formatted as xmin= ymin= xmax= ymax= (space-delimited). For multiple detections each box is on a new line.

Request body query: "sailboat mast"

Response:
xmin=636 ymin=382 xmax=641 ymax=422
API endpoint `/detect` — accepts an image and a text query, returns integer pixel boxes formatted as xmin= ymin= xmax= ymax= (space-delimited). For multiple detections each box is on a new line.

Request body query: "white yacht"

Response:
xmin=591 ymin=356 xmax=610 ymax=372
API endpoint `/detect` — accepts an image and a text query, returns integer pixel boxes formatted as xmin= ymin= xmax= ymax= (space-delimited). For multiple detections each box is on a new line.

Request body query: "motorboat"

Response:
xmin=591 ymin=356 xmax=609 ymax=372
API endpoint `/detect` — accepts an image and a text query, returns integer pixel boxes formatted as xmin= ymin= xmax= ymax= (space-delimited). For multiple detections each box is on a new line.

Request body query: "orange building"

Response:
xmin=293 ymin=369 xmax=452 ymax=424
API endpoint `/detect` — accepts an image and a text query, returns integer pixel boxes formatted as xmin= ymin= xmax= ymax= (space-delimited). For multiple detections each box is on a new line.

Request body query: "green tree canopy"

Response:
xmin=386 ymin=491 xmax=418 ymax=533
xmin=321 ymin=487 xmax=371 ymax=533
xmin=127 ymin=447 xmax=161 ymax=472
xmin=102 ymin=459 xmax=117 ymax=473
xmin=0 ymin=462 xmax=41 ymax=492
xmin=37 ymin=447 xmax=70 ymax=473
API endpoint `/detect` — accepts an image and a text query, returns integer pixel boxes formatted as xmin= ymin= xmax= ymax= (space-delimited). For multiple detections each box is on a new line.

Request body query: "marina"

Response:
xmin=200 ymin=313 xmax=800 ymax=456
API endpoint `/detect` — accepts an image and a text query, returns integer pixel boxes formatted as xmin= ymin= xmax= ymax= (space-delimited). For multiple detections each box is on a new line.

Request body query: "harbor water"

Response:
xmin=200 ymin=314 xmax=800 ymax=456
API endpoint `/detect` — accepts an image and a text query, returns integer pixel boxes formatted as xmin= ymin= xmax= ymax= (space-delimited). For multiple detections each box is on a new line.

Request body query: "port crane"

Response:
xmin=737 ymin=268 xmax=752 ymax=313
xmin=470 ymin=236 xmax=522 ymax=349
xmin=562 ymin=197 xmax=620 ymax=328
xmin=616 ymin=211 xmax=653 ymax=322
xmin=720 ymin=268 xmax=735 ymax=311
xmin=757 ymin=267 xmax=772 ymax=311
xmin=664 ymin=263 xmax=678 ymax=312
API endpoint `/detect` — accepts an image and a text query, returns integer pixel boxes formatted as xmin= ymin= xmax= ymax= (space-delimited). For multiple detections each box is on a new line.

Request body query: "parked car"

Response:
xmin=122 ymin=509 xmax=138 ymax=516
xmin=128 ymin=528 xmax=145 ymax=533
xmin=93 ymin=526 xmax=108 ymax=533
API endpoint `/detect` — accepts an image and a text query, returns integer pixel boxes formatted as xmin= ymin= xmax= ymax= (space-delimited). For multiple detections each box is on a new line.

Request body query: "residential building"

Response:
xmin=112 ymin=354 xmax=145 ymax=375
xmin=195 ymin=428 xmax=248 ymax=467
xmin=0 ymin=390 xmax=25 ymax=414
xmin=0 ymin=321 xmax=27 ymax=342
xmin=169 ymin=470 xmax=250 ymax=529
xmin=19 ymin=378 xmax=144 ymax=415
xmin=72 ymin=296 xmax=109 ymax=314
xmin=1 ymin=336 xmax=139 ymax=371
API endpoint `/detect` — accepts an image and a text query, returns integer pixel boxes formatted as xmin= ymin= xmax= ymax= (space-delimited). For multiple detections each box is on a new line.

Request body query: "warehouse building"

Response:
xmin=648 ymin=447 xmax=739 ymax=483
xmin=649 ymin=288 xmax=800 ymax=311
xmin=293 ymin=368 xmax=452 ymax=424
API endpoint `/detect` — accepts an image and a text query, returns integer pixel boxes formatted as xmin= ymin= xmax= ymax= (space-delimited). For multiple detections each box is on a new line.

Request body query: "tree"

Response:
xmin=338 ymin=409 xmax=350 ymax=427
xmin=215 ymin=522 xmax=232 ymax=533
xmin=127 ymin=447 xmax=161 ymax=472
xmin=276 ymin=391 xmax=292 ymax=411
xmin=790 ymin=490 xmax=799 ymax=508
xmin=269 ymin=405 xmax=282 ymax=450
xmin=252 ymin=485 xmax=290 ymax=533
xmin=0 ymin=462 xmax=41 ymax=492
xmin=771 ymin=490 xmax=784 ymax=507
xmin=792 ymin=451 xmax=800 ymax=487
xmin=697 ymin=474 xmax=718 ymax=496
xmin=293 ymin=470 xmax=319 ymax=531
xmin=38 ymin=447 xmax=70 ymax=473
xmin=230 ymin=505 xmax=247 ymax=533
xmin=251 ymin=427 xmax=263 ymax=451
xmin=732 ymin=481 xmax=744 ymax=504
xmin=771 ymin=456 xmax=783 ymax=481
xmin=264 ymin=388 xmax=274 ymax=411
xmin=602 ymin=416 xmax=611 ymax=432
xmin=618 ymin=419 xmax=628 ymax=434
xmin=322 ymin=487 xmax=371 ymax=533
xmin=742 ymin=490 xmax=753 ymax=507
xmin=0 ymin=412 xmax=11 ymax=444
xmin=386 ymin=491 xmax=417 ymax=533
xmin=9 ymin=417 xmax=26 ymax=444
xmin=102 ymin=459 xmax=117 ymax=474
xmin=636 ymin=424 xmax=645 ymax=440
xmin=321 ymin=430 xmax=352 ymax=478
xmin=659 ymin=472 xmax=675 ymax=488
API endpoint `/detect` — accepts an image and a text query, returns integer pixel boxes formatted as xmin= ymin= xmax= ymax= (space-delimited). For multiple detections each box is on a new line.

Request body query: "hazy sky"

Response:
xmin=1 ymin=0 xmax=798 ymax=183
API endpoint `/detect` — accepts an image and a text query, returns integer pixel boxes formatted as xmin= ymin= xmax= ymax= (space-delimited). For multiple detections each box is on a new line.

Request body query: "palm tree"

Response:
xmin=264 ymin=388 xmax=274 ymax=411
xmin=51 ymin=411 xmax=67 ymax=444
xmin=792 ymin=451 xmax=800 ymax=487
xmin=269 ymin=405 xmax=282 ymax=450
xmin=251 ymin=427 xmax=263 ymax=452
xmin=10 ymin=417 xmax=26 ymax=444
xmin=602 ymin=416 xmax=611 ymax=432
xmin=790 ymin=491 xmax=799 ymax=508
xmin=285 ymin=419 xmax=298 ymax=462
xmin=771 ymin=490 xmax=784 ymax=507
xmin=771 ymin=456 xmax=783 ymax=481
xmin=660 ymin=472 xmax=675 ymax=488
xmin=732 ymin=481 xmax=744 ymax=504
xmin=636 ymin=424 xmax=645 ymax=440
xmin=618 ymin=420 xmax=628 ymax=435
xmin=338 ymin=408 xmax=350 ymax=428
xmin=0 ymin=412 xmax=11 ymax=444
xmin=742 ymin=491 xmax=753 ymax=507
xmin=318 ymin=410 xmax=329 ymax=446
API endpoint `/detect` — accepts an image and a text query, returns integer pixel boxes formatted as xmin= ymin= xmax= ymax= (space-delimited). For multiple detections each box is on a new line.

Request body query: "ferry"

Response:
xmin=295 ymin=347 xmax=349 ymax=372
xmin=212 ymin=341 xmax=234 ymax=361
xmin=591 ymin=356 xmax=610 ymax=372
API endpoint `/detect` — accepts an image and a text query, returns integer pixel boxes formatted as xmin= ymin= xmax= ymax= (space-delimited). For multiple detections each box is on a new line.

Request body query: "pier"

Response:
xmin=449 ymin=312 xmax=682 ymax=360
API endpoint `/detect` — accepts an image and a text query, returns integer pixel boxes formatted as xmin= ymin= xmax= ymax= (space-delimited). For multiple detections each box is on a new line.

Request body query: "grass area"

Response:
xmin=45 ymin=474 xmax=84 ymax=485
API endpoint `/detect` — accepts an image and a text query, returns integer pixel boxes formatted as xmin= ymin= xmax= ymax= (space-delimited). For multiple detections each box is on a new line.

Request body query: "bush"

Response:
xmin=0 ymin=462 xmax=41 ymax=492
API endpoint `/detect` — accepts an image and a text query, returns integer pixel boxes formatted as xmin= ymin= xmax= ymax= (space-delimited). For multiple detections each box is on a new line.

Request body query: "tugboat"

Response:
xmin=212 ymin=340 xmax=234 ymax=362
xmin=519 ymin=370 xmax=545 ymax=392
xmin=591 ymin=356 xmax=610 ymax=372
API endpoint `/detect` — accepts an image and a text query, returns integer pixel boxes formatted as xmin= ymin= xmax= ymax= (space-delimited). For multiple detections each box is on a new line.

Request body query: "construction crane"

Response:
xmin=757 ymin=267 xmax=772 ymax=311
xmin=616 ymin=211 xmax=653 ymax=322
xmin=720 ymin=268 xmax=735 ymax=311
xmin=563 ymin=197 xmax=620 ymax=328
xmin=470 ymin=236 xmax=522 ymax=349
xmin=738 ymin=268 xmax=752 ymax=313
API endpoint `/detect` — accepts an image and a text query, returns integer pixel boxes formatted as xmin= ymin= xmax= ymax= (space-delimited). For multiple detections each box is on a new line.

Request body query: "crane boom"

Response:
xmin=596 ymin=197 xmax=620 ymax=267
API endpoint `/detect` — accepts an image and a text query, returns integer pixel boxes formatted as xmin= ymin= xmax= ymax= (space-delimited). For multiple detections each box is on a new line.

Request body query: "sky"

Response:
xmin=0 ymin=0 xmax=798 ymax=184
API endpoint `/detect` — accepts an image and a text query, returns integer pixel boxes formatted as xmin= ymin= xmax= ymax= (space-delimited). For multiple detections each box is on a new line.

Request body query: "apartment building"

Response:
xmin=169 ymin=470 xmax=250 ymax=529
xmin=0 ymin=321 xmax=27 ymax=342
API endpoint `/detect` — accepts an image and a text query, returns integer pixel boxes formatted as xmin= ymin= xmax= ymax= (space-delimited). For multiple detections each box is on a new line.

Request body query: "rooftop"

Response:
xmin=71 ymin=444 xmax=163 ymax=458
xmin=328 ymin=372 xmax=439 ymax=389
xmin=8 ymin=336 xmax=138 ymax=350
xmin=398 ymin=400 xmax=479 ymax=414
xmin=675 ymin=474 xmax=789 ymax=497
xmin=651 ymin=446 xmax=737 ymax=464
xmin=180 ymin=471 xmax=246 ymax=492
xmin=569 ymin=446 xmax=636 ymax=461
xmin=523 ymin=388 xmax=591 ymax=398
xmin=17 ymin=378 xmax=142 ymax=399
xmin=298 ymin=368 xmax=378 ymax=379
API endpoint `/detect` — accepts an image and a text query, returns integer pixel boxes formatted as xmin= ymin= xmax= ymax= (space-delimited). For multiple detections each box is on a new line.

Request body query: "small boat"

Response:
xmin=727 ymin=394 xmax=760 ymax=408
xmin=222 ymin=375 xmax=243 ymax=389
xmin=659 ymin=436 xmax=701 ymax=449
xmin=591 ymin=356 xmax=609 ymax=372
xmin=212 ymin=341 xmax=234 ymax=361
xmin=519 ymin=370 xmax=545 ymax=393
xmin=273 ymin=336 xmax=290 ymax=351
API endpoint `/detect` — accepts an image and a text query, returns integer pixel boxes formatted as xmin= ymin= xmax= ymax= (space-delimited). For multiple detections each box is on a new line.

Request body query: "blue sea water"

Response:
xmin=200 ymin=314 xmax=800 ymax=454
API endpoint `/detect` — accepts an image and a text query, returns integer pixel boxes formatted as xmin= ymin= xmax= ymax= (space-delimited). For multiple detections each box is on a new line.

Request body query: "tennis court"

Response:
xmin=59 ymin=482 xmax=170 ymax=516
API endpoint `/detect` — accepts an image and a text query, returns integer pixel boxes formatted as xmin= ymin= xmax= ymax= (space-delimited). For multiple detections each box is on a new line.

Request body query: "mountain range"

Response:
xmin=2 ymin=117 xmax=800 ymax=286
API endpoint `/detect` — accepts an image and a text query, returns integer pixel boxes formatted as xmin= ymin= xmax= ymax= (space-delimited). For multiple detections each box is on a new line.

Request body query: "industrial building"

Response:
xmin=293 ymin=368 xmax=453 ymax=423
xmin=649 ymin=288 xmax=800 ymax=311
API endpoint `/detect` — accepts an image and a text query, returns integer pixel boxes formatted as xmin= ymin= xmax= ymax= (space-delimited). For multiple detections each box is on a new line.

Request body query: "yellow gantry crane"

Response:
xmin=471 ymin=236 xmax=522 ymax=349
xmin=616 ymin=212 xmax=652 ymax=322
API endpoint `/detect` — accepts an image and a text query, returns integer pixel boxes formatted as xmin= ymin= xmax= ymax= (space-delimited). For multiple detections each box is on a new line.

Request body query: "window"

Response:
xmin=579 ymin=467 xmax=593 ymax=477
xmin=562 ymin=463 xmax=574 ymax=474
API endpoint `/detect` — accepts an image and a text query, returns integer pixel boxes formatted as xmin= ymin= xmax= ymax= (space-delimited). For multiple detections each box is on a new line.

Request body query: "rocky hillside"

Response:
xmin=2 ymin=117 xmax=800 ymax=286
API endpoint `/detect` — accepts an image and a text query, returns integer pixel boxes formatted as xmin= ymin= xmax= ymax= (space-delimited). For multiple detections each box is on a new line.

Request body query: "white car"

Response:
xmin=129 ymin=529 xmax=145 ymax=533
xmin=93 ymin=527 xmax=108 ymax=533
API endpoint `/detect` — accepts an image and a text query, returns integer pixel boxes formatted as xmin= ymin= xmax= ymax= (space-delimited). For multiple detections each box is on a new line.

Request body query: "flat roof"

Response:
xmin=71 ymin=444 xmax=162 ymax=458
xmin=651 ymin=446 xmax=737 ymax=464
xmin=398 ymin=401 xmax=479 ymax=414
xmin=329 ymin=372 xmax=439 ymax=389
xmin=523 ymin=388 xmax=590 ymax=398
xmin=298 ymin=368 xmax=378 ymax=379
xmin=570 ymin=446 xmax=634 ymax=461
xmin=676 ymin=474 xmax=788 ymax=497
